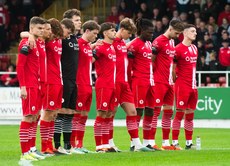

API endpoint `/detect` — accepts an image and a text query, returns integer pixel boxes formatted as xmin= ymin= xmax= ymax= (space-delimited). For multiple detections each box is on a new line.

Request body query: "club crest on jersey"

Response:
xmin=179 ymin=101 xmax=184 ymax=106
xmin=103 ymin=102 xmax=108 ymax=107
xmin=49 ymin=101 xmax=54 ymax=106
xmin=185 ymin=56 xmax=197 ymax=63
xmin=78 ymin=102 xmax=83 ymax=107
xmin=139 ymin=100 xmax=144 ymax=104
xmin=36 ymin=51 xmax=39 ymax=57
xmin=31 ymin=106 xmax=36 ymax=111
xmin=156 ymin=99 xmax=160 ymax=103
xmin=110 ymin=45 xmax=115 ymax=51
xmin=152 ymin=41 xmax=158 ymax=47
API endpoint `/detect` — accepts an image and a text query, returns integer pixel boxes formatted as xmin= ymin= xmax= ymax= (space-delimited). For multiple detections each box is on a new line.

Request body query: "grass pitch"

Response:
xmin=0 ymin=125 xmax=229 ymax=166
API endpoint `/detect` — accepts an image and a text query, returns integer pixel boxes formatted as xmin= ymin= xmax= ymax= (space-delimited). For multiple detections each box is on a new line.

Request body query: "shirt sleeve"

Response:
xmin=16 ymin=43 xmax=29 ymax=87
xmin=127 ymin=40 xmax=137 ymax=58
xmin=93 ymin=46 xmax=101 ymax=60
xmin=152 ymin=39 xmax=160 ymax=56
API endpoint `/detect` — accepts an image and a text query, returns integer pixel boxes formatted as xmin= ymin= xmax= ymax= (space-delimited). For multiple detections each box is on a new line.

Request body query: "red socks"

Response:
xmin=151 ymin=107 xmax=161 ymax=139
xmin=143 ymin=115 xmax=153 ymax=140
xmin=19 ymin=121 xmax=31 ymax=154
xmin=40 ymin=120 xmax=50 ymax=151
xmin=162 ymin=109 xmax=173 ymax=140
xmin=94 ymin=116 xmax=103 ymax=146
xmin=172 ymin=111 xmax=184 ymax=140
xmin=76 ymin=116 xmax=88 ymax=148
xmin=184 ymin=113 xmax=194 ymax=140
xmin=126 ymin=116 xmax=138 ymax=138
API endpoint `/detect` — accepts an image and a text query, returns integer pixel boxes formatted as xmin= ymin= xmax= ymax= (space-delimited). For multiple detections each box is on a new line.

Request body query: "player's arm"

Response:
xmin=20 ymin=31 xmax=36 ymax=49
xmin=90 ymin=39 xmax=103 ymax=49
xmin=92 ymin=49 xmax=98 ymax=63
xmin=151 ymin=39 xmax=159 ymax=62
xmin=126 ymin=40 xmax=135 ymax=59
xmin=152 ymin=46 xmax=157 ymax=62
xmin=172 ymin=57 xmax=177 ymax=83
xmin=17 ymin=44 xmax=29 ymax=99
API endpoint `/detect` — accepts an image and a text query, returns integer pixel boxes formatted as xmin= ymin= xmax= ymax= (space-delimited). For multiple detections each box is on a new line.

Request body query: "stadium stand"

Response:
xmin=0 ymin=0 xmax=230 ymax=88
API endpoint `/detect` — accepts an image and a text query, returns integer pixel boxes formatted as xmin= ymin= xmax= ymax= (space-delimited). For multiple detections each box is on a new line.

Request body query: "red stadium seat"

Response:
xmin=219 ymin=76 xmax=226 ymax=84
xmin=221 ymin=83 xmax=227 ymax=87
xmin=18 ymin=23 xmax=25 ymax=32
xmin=206 ymin=76 xmax=211 ymax=83
xmin=199 ymin=83 xmax=206 ymax=87
xmin=17 ymin=16 xmax=27 ymax=25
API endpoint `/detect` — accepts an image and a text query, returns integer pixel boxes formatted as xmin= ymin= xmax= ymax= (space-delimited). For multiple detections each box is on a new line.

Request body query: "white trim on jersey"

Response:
xmin=150 ymin=62 xmax=154 ymax=86
xmin=124 ymin=57 xmax=128 ymax=82
xmin=89 ymin=61 xmax=92 ymax=86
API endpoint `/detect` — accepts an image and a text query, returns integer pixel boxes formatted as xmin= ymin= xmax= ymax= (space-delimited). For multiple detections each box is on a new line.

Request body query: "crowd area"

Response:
xmin=1 ymin=0 xmax=230 ymax=86
xmin=1 ymin=0 xmax=228 ymax=163
xmin=0 ymin=0 xmax=52 ymax=86
xmin=104 ymin=0 xmax=230 ymax=86
xmin=0 ymin=0 xmax=52 ymax=53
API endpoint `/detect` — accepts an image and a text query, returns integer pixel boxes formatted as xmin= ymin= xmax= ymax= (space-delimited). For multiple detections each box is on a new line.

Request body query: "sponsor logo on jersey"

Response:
xmin=185 ymin=56 xmax=197 ymax=63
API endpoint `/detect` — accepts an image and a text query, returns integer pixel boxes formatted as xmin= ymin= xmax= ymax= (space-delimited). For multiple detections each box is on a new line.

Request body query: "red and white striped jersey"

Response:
xmin=113 ymin=37 xmax=128 ymax=83
xmin=17 ymin=38 xmax=39 ymax=87
xmin=152 ymin=34 xmax=175 ymax=85
xmin=127 ymin=37 xmax=154 ymax=86
xmin=94 ymin=41 xmax=116 ymax=88
xmin=174 ymin=43 xmax=198 ymax=89
xmin=77 ymin=37 xmax=93 ymax=85
xmin=36 ymin=38 xmax=47 ymax=83
xmin=46 ymin=38 xmax=63 ymax=85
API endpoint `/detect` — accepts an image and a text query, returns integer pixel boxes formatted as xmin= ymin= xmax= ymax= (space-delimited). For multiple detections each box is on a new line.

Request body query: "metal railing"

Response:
xmin=196 ymin=71 xmax=229 ymax=87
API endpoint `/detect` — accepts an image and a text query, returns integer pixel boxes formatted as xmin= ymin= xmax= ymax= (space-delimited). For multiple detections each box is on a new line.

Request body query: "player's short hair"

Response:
xmin=119 ymin=17 xmax=136 ymax=34
xmin=136 ymin=18 xmax=153 ymax=36
xmin=48 ymin=18 xmax=64 ymax=38
xmin=63 ymin=9 xmax=81 ymax=19
xmin=29 ymin=16 xmax=46 ymax=25
xmin=61 ymin=18 xmax=75 ymax=34
xmin=82 ymin=20 xmax=100 ymax=32
xmin=184 ymin=23 xmax=196 ymax=30
xmin=100 ymin=22 xmax=116 ymax=38
xmin=169 ymin=19 xmax=184 ymax=32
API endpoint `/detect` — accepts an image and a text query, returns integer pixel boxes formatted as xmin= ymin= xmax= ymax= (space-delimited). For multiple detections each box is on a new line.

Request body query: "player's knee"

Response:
xmin=81 ymin=111 xmax=89 ymax=116
xmin=127 ymin=109 xmax=136 ymax=116
xmin=185 ymin=112 xmax=194 ymax=121
xmin=23 ymin=115 xmax=33 ymax=122
xmin=163 ymin=105 xmax=173 ymax=110
xmin=97 ymin=110 xmax=107 ymax=118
